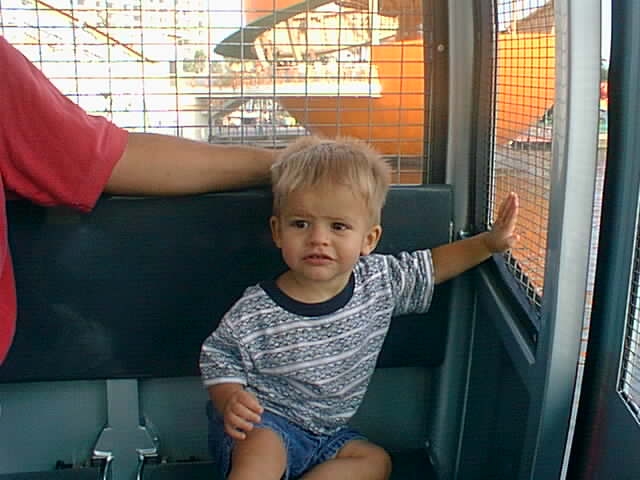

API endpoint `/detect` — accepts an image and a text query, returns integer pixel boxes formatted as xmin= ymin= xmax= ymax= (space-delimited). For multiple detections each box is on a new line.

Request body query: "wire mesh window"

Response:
xmin=620 ymin=206 xmax=640 ymax=423
xmin=0 ymin=0 xmax=432 ymax=184
xmin=486 ymin=0 xmax=555 ymax=311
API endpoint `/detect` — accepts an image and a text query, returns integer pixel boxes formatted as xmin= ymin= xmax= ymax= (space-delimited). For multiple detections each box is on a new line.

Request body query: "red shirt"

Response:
xmin=0 ymin=36 xmax=128 ymax=363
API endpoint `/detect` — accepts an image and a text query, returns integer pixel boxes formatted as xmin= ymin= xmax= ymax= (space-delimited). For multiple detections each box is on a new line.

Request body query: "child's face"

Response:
xmin=270 ymin=183 xmax=382 ymax=296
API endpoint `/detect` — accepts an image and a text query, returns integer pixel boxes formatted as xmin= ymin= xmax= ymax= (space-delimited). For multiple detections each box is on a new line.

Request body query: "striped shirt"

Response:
xmin=200 ymin=249 xmax=434 ymax=435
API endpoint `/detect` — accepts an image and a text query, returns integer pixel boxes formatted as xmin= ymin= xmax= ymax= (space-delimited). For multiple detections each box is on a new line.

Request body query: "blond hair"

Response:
xmin=271 ymin=136 xmax=391 ymax=223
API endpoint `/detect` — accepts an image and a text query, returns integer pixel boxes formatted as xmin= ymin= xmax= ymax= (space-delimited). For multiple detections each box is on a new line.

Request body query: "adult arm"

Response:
xmin=106 ymin=133 xmax=277 ymax=196
xmin=2 ymin=36 xmax=276 ymax=201
xmin=431 ymin=192 xmax=519 ymax=284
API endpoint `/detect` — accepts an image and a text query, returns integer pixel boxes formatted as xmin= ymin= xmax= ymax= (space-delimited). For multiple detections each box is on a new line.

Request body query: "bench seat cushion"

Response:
xmin=1 ymin=186 xmax=452 ymax=382
xmin=142 ymin=449 xmax=436 ymax=480
xmin=0 ymin=468 xmax=101 ymax=479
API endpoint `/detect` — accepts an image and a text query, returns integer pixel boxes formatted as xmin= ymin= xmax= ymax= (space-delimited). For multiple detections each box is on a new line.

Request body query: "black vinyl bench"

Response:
xmin=0 ymin=185 xmax=452 ymax=480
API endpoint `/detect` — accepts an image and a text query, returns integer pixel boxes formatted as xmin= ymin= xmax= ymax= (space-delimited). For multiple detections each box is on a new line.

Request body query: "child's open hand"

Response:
xmin=222 ymin=388 xmax=264 ymax=440
xmin=484 ymin=192 xmax=519 ymax=254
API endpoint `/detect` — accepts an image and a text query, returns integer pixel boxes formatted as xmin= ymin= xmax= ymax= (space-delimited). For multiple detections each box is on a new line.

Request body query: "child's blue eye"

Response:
xmin=292 ymin=220 xmax=308 ymax=229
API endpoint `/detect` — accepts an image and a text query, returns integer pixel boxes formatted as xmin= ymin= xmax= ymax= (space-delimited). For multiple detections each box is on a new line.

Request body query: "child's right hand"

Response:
xmin=222 ymin=388 xmax=264 ymax=440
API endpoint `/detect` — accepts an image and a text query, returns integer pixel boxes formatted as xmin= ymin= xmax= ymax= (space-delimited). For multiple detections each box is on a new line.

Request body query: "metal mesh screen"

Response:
xmin=0 ymin=0 xmax=430 ymax=184
xmin=620 ymin=207 xmax=640 ymax=422
xmin=487 ymin=0 xmax=555 ymax=310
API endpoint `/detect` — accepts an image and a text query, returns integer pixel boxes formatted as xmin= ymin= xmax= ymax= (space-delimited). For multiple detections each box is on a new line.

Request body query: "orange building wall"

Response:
xmin=241 ymin=1 xmax=556 ymax=155
xmin=279 ymin=39 xmax=425 ymax=156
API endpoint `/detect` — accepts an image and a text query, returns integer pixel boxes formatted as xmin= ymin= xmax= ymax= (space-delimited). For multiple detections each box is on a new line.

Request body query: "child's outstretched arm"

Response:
xmin=431 ymin=192 xmax=519 ymax=284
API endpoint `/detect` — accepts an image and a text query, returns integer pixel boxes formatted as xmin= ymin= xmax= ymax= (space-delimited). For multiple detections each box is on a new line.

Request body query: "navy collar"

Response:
xmin=260 ymin=274 xmax=355 ymax=317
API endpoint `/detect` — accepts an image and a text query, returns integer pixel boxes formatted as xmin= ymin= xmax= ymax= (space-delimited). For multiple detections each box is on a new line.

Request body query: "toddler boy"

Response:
xmin=200 ymin=136 xmax=518 ymax=480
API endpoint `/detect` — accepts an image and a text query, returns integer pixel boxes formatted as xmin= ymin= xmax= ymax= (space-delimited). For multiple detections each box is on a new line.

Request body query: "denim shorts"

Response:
xmin=206 ymin=401 xmax=366 ymax=479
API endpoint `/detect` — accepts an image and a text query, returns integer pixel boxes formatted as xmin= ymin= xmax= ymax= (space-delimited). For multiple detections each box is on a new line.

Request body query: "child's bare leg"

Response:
xmin=300 ymin=440 xmax=391 ymax=480
xmin=228 ymin=427 xmax=287 ymax=480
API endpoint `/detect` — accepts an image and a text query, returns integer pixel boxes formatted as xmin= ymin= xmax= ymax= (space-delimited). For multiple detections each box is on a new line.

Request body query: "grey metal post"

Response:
xmin=527 ymin=0 xmax=601 ymax=478
xmin=92 ymin=379 xmax=159 ymax=480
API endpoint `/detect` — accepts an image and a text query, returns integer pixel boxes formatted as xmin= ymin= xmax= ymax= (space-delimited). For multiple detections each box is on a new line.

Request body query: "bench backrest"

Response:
xmin=0 ymin=185 xmax=452 ymax=383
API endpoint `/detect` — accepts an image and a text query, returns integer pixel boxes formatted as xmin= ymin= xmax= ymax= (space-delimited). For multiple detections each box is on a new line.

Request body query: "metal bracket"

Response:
xmin=91 ymin=379 xmax=159 ymax=480
xmin=92 ymin=453 xmax=113 ymax=480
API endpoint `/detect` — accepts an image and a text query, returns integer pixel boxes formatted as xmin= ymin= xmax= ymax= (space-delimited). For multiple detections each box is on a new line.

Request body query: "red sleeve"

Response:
xmin=0 ymin=36 xmax=128 ymax=212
